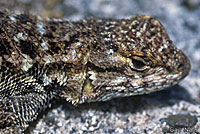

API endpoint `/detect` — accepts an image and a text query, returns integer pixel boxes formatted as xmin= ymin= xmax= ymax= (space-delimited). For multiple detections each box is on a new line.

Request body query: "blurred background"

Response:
xmin=1 ymin=0 xmax=200 ymax=133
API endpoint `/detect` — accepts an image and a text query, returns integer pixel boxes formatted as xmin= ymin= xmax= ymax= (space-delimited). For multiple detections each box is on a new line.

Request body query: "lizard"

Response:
xmin=0 ymin=9 xmax=191 ymax=133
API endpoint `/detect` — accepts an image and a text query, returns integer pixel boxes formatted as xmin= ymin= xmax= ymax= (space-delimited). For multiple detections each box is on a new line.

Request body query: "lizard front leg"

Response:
xmin=0 ymin=90 xmax=52 ymax=133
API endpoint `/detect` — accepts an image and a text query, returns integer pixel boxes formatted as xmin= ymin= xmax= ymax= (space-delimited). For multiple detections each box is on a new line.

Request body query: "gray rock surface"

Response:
xmin=1 ymin=0 xmax=200 ymax=133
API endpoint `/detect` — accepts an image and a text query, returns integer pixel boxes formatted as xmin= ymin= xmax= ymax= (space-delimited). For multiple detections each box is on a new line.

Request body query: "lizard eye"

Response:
xmin=131 ymin=58 xmax=147 ymax=70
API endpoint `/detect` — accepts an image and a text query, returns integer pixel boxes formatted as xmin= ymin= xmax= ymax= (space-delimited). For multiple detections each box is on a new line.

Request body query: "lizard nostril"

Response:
xmin=178 ymin=63 xmax=184 ymax=70
xmin=176 ymin=53 xmax=191 ymax=77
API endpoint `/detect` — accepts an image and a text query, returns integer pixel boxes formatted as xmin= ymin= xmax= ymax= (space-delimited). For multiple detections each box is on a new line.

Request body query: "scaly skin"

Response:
xmin=0 ymin=9 xmax=190 ymax=133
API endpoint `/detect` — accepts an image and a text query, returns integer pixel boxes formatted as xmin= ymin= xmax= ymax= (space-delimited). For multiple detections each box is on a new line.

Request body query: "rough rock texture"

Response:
xmin=0 ymin=0 xmax=200 ymax=134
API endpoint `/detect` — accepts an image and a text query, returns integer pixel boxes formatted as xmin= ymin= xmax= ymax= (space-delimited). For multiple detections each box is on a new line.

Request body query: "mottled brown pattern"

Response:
xmin=0 ymin=9 xmax=190 ymax=133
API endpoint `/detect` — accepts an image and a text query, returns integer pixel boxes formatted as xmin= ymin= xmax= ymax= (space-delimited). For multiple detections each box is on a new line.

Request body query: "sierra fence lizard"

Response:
xmin=0 ymin=9 xmax=190 ymax=133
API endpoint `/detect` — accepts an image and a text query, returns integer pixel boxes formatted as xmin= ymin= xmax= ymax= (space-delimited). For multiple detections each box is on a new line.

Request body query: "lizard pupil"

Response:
xmin=132 ymin=59 xmax=146 ymax=69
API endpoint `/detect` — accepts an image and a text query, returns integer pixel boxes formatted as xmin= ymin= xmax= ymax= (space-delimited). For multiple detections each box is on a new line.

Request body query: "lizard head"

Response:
xmin=81 ymin=15 xmax=190 ymax=103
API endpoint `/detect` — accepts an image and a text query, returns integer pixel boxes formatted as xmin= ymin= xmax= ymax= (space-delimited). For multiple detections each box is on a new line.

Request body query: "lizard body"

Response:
xmin=0 ymin=9 xmax=190 ymax=133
